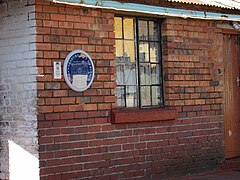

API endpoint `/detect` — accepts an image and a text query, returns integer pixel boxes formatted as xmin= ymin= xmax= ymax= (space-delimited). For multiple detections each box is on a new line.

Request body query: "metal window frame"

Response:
xmin=115 ymin=16 xmax=164 ymax=108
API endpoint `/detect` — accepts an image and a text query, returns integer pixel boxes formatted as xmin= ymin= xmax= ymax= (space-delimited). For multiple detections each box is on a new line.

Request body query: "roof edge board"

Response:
xmin=51 ymin=0 xmax=240 ymax=21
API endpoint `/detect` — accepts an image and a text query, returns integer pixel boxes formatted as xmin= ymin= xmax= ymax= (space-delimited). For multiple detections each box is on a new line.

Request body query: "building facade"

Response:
xmin=1 ymin=0 xmax=240 ymax=179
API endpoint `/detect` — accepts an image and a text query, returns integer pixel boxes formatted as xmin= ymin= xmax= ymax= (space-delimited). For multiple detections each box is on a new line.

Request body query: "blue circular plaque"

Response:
xmin=63 ymin=50 xmax=95 ymax=92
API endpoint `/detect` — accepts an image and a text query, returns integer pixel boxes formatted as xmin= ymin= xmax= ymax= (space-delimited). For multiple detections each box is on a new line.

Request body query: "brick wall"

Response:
xmin=0 ymin=0 xmax=39 ymax=179
xmin=36 ymin=0 xmax=225 ymax=179
xmin=161 ymin=18 xmax=225 ymax=176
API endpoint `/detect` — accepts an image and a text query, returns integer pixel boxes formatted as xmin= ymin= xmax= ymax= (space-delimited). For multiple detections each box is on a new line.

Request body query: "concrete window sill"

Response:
xmin=111 ymin=107 xmax=178 ymax=124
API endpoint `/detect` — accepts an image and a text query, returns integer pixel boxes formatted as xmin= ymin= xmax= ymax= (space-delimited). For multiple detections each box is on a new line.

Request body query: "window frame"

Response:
xmin=114 ymin=16 xmax=165 ymax=108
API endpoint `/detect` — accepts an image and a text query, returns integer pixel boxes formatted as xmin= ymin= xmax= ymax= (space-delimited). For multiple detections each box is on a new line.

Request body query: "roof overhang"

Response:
xmin=51 ymin=0 xmax=240 ymax=22
xmin=167 ymin=0 xmax=240 ymax=10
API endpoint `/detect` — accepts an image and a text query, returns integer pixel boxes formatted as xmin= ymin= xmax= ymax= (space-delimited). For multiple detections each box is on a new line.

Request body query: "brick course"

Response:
xmin=36 ymin=0 xmax=225 ymax=179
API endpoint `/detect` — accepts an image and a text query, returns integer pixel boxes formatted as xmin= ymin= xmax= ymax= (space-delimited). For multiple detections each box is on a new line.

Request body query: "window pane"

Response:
xmin=149 ymin=21 xmax=158 ymax=41
xmin=140 ymin=63 xmax=151 ymax=85
xmin=124 ymin=41 xmax=135 ymax=63
xmin=114 ymin=17 xmax=122 ymax=38
xmin=151 ymin=64 xmax=160 ymax=84
xmin=124 ymin=18 xmax=134 ymax=40
xmin=139 ymin=42 xmax=149 ymax=62
xmin=150 ymin=42 xmax=160 ymax=63
xmin=126 ymin=86 xmax=138 ymax=107
xmin=138 ymin=20 xmax=148 ymax=41
xmin=116 ymin=40 xmax=123 ymax=61
xmin=116 ymin=64 xmax=124 ymax=85
xmin=152 ymin=86 xmax=161 ymax=106
xmin=141 ymin=86 xmax=151 ymax=107
xmin=117 ymin=86 xmax=125 ymax=107
xmin=124 ymin=63 xmax=137 ymax=85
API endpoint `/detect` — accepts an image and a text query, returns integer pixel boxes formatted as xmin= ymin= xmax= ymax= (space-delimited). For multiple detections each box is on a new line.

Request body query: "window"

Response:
xmin=114 ymin=17 xmax=164 ymax=108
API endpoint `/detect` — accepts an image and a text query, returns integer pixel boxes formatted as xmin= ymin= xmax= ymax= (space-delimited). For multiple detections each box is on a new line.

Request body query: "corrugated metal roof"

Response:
xmin=168 ymin=0 xmax=240 ymax=10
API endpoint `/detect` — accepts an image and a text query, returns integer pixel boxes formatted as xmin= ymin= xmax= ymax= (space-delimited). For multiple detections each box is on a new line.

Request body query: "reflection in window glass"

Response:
xmin=117 ymin=86 xmax=125 ymax=107
xmin=151 ymin=64 xmax=160 ymax=84
xmin=141 ymin=86 xmax=151 ymax=107
xmin=116 ymin=65 xmax=124 ymax=85
xmin=114 ymin=17 xmax=123 ymax=39
xmin=139 ymin=42 xmax=149 ymax=62
xmin=124 ymin=63 xmax=137 ymax=85
xmin=140 ymin=63 xmax=151 ymax=85
xmin=117 ymin=63 xmax=137 ymax=86
xmin=124 ymin=18 xmax=134 ymax=40
xmin=126 ymin=86 xmax=138 ymax=107
xmin=152 ymin=86 xmax=160 ymax=106
xmin=116 ymin=40 xmax=123 ymax=58
xmin=138 ymin=20 xmax=148 ymax=41
xmin=150 ymin=42 xmax=160 ymax=63
xmin=124 ymin=41 xmax=135 ymax=63
xmin=149 ymin=21 xmax=158 ymax=41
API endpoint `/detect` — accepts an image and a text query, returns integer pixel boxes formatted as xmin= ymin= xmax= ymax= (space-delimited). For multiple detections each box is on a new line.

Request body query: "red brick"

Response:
xmin=83 ymin=89 xmax=97 ymax=96
xmin=45 ymin=98 xmax=60 ymax=105
xmin=51 ymin=14 xmax=65 ymax=21
xmin=38 ymin=106 xmax=53 ymax=113
xmin=59 ymin=37 xmax=73 ymax=44
xmin=67 ymin=29 xmax=80 ymax=36
xmin=104 ymin=82 xmax=116 ymax=88
xmin=98 ymin=103 xmax=111 ymax=110
xmin=42 ymin=20 xmax=58 ymax=28
xmin=81 ymin=30 xmax=95 ymax=37
xmin=53 ymin=120 xmax=67 ymax=127
xmin=59 ymin=21 xmax=73 ymax=29
xmin=38 ymin=121 xmax=52 ymax=128
xmin=90 ymin=96 xmax=104 ymax=103
xmin=37 ymin=75 xmax=52 ymax=82
xmin=53 ymin=105 xmax=69 ymax=112
xmin=73 ymin=22 xmax=88 ymax=29
xmin=36 ymin=35 xmax=44 ymax=42
xmin=43 ymin=51 xmax=59 ymax=58
xmin=60 ymin=112 xmax=74 ymax=120
xmin=38 ymin=98 xmax=45 ymax=105
xmin=74 ymin=112 xmax=88 ymax=119
xmin=66 ymin=15 xmax=80 ymax=22
xmin=42 ymin=6 xmax=58 ymax=13
xmin=39 ymin=137 xmax=54 ymax=144
xmin=53 ymin=90 xmax=68 ymax=97
xmin=74 ymin=37 xmax=88 ymax=44
xmin=51 ymin=28 xmax=66 ymax=35
xmin=51 ymin=44 xmax=66 ymax=51
xmin=89 ymin=38 xmax=102 ymax=45
xmin=61 ymin=97 xmax=75 ymax=104
xmin=45 ymin=128 xmax=60 ymax=136
xmin=36 ymin=20 xmax=43 ymax=27
xmin=97 ymin=75 xmax=110 ymax=81
xmin=37 ymin=27 xmax=51 ymax=34
xmin=104 ymin=96 xmax=116 ymax=102
xmin=81 ymin=16 xmax=94 ymax=23
xmin=45 ymin=113 xmax=60 ymax=120
xmin=82 ymin=45 xmax=96 ymax=52
xmin=38 ymin=90 xmax=52 ymax=97
xmin=69 ymin=105 xmax=83 ymax=111
xmin=61 ymin=128 xmax=75 ymax=135
xmin=83 ymin=104 xmax=97 ymax=111
xmin=94 ymin=118 xmax=108 ymax=124
xmin=102 ymin=53 xmax=115 ymax=60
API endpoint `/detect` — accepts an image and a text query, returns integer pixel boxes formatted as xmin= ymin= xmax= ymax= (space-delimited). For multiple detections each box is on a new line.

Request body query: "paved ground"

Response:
xmin=175 ymin=169 xmax=240 ymax=180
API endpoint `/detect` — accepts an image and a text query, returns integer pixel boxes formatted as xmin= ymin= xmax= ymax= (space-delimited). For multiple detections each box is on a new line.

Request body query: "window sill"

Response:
xmin=111 ymin=107 xmax=178 ymax=124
